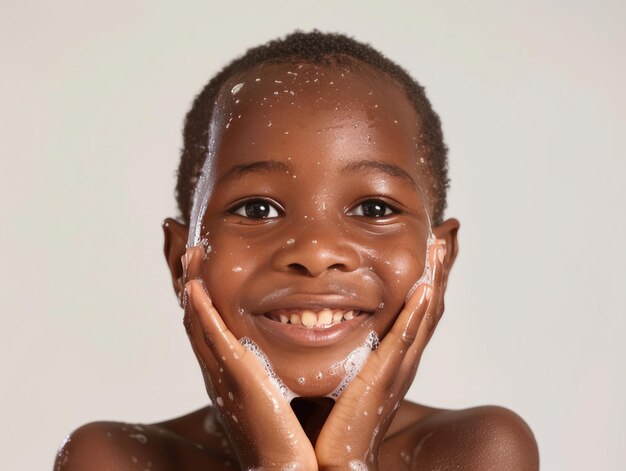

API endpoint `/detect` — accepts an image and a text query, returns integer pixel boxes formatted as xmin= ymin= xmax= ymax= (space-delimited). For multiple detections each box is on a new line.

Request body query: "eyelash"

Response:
xmin=230 ymin=198 xmax=283 ymax=219
xmin=229 ymin=198 xmax=400 ymax=220
xmin=348 ymin=199 xmax=400 ymax=218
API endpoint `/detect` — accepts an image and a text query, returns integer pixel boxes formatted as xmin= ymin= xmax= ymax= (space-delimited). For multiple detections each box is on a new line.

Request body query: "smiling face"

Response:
xmin=172 ymin=60 xmax=445 ymax=397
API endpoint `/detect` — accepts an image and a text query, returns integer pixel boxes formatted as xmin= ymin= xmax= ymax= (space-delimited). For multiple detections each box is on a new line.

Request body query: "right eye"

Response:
xmin=230 ymin=199 xmax=282 ymax=219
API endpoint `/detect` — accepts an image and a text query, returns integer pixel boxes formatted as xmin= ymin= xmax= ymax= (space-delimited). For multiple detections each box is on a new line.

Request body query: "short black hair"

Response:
xmin=176 ymin=30 xmax=449 ymax=225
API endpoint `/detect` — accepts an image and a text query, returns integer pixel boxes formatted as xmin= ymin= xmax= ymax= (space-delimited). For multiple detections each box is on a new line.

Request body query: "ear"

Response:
xmin=432 ymin=217 xmax=460 ymax=293
xmin=162 ymin=217 xmax=189 ymax=307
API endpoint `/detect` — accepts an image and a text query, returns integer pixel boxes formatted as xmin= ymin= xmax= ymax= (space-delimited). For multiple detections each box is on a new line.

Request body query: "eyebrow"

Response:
xmin=217 ymin=160 xmax=292 ymax=184
xmin=340 ymin=160 xmax=416 ymax=188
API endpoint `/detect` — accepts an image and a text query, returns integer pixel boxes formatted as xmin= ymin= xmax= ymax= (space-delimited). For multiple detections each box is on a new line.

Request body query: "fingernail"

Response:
xmin=418 ymin=284 xmax=429 ymax=305
xmin=181 ymin=253 xmax=188 ymax=274
xmin=437 ymin=245 xmax=446 ymax=263
xmin=405 ymin=282 xmax=428 ymax=304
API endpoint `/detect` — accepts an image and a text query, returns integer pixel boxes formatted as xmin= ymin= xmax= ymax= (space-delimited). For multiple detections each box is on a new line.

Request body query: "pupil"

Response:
xmin=246 ymin=201 xmax=269 ymax=218
xmin=362 ymin=201 xmax=386 ymax=217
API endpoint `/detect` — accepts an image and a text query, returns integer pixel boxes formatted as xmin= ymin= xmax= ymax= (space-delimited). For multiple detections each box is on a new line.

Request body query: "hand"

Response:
xmin=314 ymin=241 xmax=447 ymax=470
xmin=182 ymin=246 xmax=318 ymax=471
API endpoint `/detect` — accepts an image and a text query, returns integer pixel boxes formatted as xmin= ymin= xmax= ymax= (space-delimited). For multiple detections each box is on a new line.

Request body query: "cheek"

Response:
xmin=199 ymin=231 xmax=260 ymax=319
xmin=373 ymin=238 xmax=428 ymax=309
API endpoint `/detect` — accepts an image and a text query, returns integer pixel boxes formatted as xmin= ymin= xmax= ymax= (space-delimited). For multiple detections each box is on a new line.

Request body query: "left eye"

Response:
xmin=231 ymin=199 xmax=281 ymax=219
xmin=349 ymin=199 xmax=397 ymax=218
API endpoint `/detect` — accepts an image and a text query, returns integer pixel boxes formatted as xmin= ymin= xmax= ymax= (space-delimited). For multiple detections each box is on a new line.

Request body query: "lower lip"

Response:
xmin=254 ymin=314 xmax=373 ymax=348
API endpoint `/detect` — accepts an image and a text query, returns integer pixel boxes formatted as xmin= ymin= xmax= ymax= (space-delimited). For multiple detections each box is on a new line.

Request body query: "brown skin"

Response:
xmin=55 ymin=62 xmax=539 ymax=470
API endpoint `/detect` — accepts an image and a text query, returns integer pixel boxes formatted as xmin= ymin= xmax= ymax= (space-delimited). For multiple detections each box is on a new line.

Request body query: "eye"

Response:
xmin=231 ymin=199 xmax=282 ymax=219
xmin=349 ymin=199 xmax=399 ymax=218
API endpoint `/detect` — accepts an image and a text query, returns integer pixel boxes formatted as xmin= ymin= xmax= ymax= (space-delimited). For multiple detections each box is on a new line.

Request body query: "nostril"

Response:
xmin=287 ymin=262 xmax=348 ymax=276
xmin=287 ymin=263 xmax=310 ymax=275
xmin=328 ymin=263 xmax=346 ymax=271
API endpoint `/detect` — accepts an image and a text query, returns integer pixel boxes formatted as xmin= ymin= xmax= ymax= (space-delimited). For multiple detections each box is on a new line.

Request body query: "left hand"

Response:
xmin=315 ymin=241 xmax=447 ymax=470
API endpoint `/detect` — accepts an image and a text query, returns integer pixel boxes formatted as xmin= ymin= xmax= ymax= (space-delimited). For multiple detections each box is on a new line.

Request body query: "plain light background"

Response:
xmin=1 ymin=1 xmax=624 ymax=469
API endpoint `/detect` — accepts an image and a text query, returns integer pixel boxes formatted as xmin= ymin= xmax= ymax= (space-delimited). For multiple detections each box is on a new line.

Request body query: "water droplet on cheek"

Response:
xmin=232 ymin=266 xmax=243 ymax=272
xmin=315 ymin=371 xmax=323 ymax=380
xmin=216 ymin=397 xmax=224 ymax=407
xmin=297 ymin=377 xmax=305 ymax=385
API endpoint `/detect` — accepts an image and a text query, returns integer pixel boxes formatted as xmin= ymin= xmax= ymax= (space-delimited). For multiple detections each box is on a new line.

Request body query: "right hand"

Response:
xmin=182 ymin=245 xmax=317 ymax=471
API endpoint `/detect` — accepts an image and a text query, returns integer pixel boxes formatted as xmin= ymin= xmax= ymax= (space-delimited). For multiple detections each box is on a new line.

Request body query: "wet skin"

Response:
xmin=185 ymin=61 xmax=438 ymax=399
xmin=55 ymin=62 xmax=539 ymax=470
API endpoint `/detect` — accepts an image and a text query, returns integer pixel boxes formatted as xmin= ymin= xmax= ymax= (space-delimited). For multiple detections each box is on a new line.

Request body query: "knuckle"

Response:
xmin=182 ymin=314 xmax=193 ymax=335
xmin=203 ymin=330 xmax=216 ymax=349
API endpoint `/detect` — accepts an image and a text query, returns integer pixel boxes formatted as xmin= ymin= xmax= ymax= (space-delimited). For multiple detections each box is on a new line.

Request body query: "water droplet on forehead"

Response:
xmin=129 ymin=433 xmax=147 ymax=444
xmin=231 ymin=82 xmax=245 ymax=95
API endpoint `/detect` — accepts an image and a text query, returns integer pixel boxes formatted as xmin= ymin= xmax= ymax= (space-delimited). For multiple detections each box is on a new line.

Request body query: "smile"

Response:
xmin=264 ymin=308 xmax=368 ymax=328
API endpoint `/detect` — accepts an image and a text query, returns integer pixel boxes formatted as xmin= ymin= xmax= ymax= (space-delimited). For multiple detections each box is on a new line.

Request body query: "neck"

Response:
xmin=290 ymin=397 xmax=335 ymax=445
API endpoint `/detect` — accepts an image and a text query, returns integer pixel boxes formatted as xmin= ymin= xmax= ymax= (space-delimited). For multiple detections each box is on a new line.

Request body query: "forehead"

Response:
xmin=207 ymin=61 xmax=430 ymax=193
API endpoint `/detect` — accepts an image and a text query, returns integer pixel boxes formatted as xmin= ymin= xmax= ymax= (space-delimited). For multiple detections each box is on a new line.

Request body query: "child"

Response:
xmin=55 ymin=31 xmax=539 ymax=470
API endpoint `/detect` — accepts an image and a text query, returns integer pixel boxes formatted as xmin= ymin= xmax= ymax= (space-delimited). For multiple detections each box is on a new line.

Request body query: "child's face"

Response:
xmin=185 ymin=62 xmax=441 ymax=397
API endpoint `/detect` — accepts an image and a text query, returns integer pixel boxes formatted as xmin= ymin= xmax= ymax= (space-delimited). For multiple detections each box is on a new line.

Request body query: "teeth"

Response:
xmin=317 ymin=309 xmax=333 ymax=326
xmin=270 ymin=308 xmax=363 ymax=328
xmin=301 ymin=310 xmax=317 ymax=327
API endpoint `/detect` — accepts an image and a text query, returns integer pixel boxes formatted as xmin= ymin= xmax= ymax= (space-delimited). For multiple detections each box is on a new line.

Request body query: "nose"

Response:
xmin=271 ymin=224 xmax=361 ymax=277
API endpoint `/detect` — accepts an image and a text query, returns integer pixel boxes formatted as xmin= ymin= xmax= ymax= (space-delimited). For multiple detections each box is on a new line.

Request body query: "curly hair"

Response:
xmin=176 ymin=30 xmax=449 ymax=225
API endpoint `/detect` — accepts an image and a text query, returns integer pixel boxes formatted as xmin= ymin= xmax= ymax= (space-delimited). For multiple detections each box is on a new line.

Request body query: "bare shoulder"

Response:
xmin=54 ymin=408 xmax=236 ymax=470
xmin=382 ymin=403 xmax=539 ymax=470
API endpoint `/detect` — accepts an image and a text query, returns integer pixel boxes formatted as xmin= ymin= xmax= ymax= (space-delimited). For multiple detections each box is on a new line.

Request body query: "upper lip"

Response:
xmin=244 ymin=271 xmax=383 ymax=316
xmin=253 ymin=293 xmax=378 ymax=316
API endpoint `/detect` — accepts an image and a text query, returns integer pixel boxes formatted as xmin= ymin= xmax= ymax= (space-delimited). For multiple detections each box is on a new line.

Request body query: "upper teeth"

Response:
xmin=270 ymin=308 xmax=359 ymax=328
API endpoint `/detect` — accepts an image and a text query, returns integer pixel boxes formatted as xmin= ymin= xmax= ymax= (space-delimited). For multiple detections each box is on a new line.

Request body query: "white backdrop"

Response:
xmin=1 ymin=1 xmax=624 ymax=469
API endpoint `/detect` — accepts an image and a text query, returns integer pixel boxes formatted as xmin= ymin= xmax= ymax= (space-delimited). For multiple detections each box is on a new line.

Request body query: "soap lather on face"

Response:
xmin=186 ymin=60 xmax=439 ymax=398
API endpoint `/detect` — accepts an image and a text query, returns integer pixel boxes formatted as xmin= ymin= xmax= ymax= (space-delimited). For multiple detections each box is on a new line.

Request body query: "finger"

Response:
xmin=182 ymin=245 xmax=205 ymax=283
xmin=183 ymin=294 xmax=218 ymax=375
xmin=185 ymin=279 xmax=246 ymax=364
xmin=415 ymin=243 xmax=447 ymax=346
